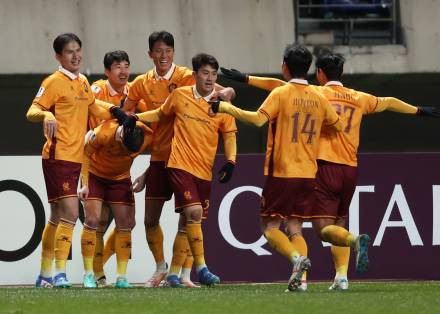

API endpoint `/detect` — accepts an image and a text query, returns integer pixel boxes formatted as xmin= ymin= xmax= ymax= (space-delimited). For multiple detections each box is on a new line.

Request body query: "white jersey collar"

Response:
xmin=58 ymin=66 xmax=79 ymax=80
xmin=325 ymin=81 xmax=343 ymax=87
xmin=288 ymin=78 xmax=308 ymax=85
xmin=106 ymin=80 xmax=128 ymax=97
xmin=192 ymin=85 xmax=215 ymax=101
xmin=154 ymin=63 xmax=176 ymax=80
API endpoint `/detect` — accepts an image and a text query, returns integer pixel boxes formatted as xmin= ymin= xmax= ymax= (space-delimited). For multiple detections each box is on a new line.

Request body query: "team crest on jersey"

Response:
xmin=83 ymin=82 xmax=89 ymax=93
xmin=184 ymin=191 xmax=192 ymax=200
xmin=62 ymin=182 xmax=71 ymax=192
xmin=36 ymin=87 xmax=45 ymax=97
xmin=168 ymin=83 xmax=177 ymax=93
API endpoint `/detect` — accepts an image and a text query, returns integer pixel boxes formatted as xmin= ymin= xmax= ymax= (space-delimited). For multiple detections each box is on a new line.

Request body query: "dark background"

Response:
xmin=1 ymin=73 xmax=439 ymax=155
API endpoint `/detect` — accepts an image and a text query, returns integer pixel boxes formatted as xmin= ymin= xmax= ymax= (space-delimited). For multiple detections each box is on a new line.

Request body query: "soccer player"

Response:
xmin=122 ymin=31 xmax=235 ymax=287
xmin=211 ymin=45 xmax=343 ymax=292
xmin=220 ymin=52 xmax=440 ymax=290
xmin=78 ymin=120 xmax=153 ymax=288
xmin=124 ymin=52 xmax=237 ymax=287
xmin=26 ymin=33 xmax=126 ymax=288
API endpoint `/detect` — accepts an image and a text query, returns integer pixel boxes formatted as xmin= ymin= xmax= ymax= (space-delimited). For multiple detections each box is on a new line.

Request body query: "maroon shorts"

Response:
xmin=167 ymin=168 xmax=211 ymax=219
xmin=145 ymin=161 xmax=173 ymax=201
xmin=312 ymin=160 xmax=358 ymax=219
xmin=260 ymin=176 xmax=315 ymax=219
xmin=42 ymin=158 xmax=81 ymax=203
xmin=87 ymin=172 xmax=135 ymax=205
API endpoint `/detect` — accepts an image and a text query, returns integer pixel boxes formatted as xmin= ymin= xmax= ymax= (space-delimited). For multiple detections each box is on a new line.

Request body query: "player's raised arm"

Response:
xmin=220 ymin=67 xmax=286 ymax=91
xmin=374 ymin=96 xmax=440 ymax=117
xmin=211 ymin=101 xmax=268 ymax=127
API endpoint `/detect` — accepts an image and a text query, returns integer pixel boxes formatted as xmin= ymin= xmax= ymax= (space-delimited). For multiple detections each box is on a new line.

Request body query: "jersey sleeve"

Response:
xmin=322 ymin=97 xmax=340 ymax=126
xmin=159 ymin=90 xmax=177 ymax=116
xmin=219 ymin=114 xmax=238 ymax=133
xmin=257 ymin=89 xmax=280 ymax=121
xmin=127 ymin=75 xmax=144 ymax=102
xmin=360 ymin=91 xmax=381 ymax=114
xmin=32 ymin=77 xmax=59 ymax=110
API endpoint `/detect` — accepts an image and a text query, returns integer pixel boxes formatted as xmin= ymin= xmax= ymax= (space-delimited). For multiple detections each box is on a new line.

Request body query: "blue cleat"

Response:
xmin=35 ymin=275 xmax=53 ymax=288
xmin=355 ymin=234 xmax=371 ymax=274
xmin=53 ymin=273 xmax=72 ymax=288
xmin=83 ymin=273 xmax=97 ymax=288
xmin=114 ymin=276 xmax=133 ymax=289
xmin=198 ymin=267 xmax=220 ymax=287
xmin=164 ymin=275 xmax=184 ymax=288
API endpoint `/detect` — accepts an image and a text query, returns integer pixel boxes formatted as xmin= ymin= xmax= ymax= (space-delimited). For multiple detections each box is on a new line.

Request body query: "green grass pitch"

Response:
xmin=1 ymin=281 xmax=439 ymax=314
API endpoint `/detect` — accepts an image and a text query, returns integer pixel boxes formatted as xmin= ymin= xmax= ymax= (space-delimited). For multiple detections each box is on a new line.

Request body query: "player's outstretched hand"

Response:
xmin=218 ymin=161 xmax=235 ymax=183
xmin=110 ymin=106 xmax=128 ymax=125
xmin=78 ymin=185 xmax=89 ymax=202
xmin=220 ymin=67 xmax=248 ymax=83
xmin=43 ymin=118 xmax=57 ymax=139
xmin=132 ymin=172 xmax=146 ymax=193
xmin=123 ymin=114 xmax=138 ymax=131
xmin=417 ymin=106 xmax=440 ymax=117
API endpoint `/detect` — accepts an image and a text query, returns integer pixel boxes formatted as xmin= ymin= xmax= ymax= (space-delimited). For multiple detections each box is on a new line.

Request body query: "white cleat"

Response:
xmin=329 ymin=277 xmax=349 ymax=291
xmin=286 ymin=256 xmax=311 ymax=292
xmin=96 ymin=276 xmax=113 ymax=288
xmin=145 ymin=270 xmax=168 ymax=288
xmin=180 ymin=278 xmax=201 ymax=288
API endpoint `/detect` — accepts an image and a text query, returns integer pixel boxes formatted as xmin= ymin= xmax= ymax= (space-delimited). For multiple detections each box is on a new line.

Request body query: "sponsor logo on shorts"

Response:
xmin=62 ymin=182 xmax=71 ymax=192
xmin=184 ymin=191 xmax=192 ymax=200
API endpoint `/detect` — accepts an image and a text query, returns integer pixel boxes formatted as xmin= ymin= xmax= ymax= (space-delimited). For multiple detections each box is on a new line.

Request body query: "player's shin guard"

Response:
xmin=169 ymin=231 xmax=190 ymax=276
xmin=289 ymin=233 xmax=308 ymax=281
xmin=186 ymin=222 xmax=206 ymax=270
xmin=54 ymin=219 xmax=75 ymax=274
xmin=81 ymin=225 xmax=97 ymax=274
xmin=331 ymin=245 xmax=350 ymax=278
xmin=102 ymin=228 xmax=116 ymax=265
xmin=40 ymin=220 xmax=57 ymax=277
xmin=93 ymin=231 xmax=105 ymax=278
xmin=115 ymin=229 xmax=131 ymax=277
xmin=320 ymin=225 xmax=356 ymax=247
xmin=264 ymin=228 xmax=299 ymax=262
xmin=146 ymin=224 xmax=165 ymax=265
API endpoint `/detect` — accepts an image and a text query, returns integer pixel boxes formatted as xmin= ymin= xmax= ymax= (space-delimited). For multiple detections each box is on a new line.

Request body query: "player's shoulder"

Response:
xmin=173 ymin=85 xmax=192 ymax=96
xmin=42 ymin=71 xmax=66 ymax=87
xmin=95 ymin=120 xmax=118 ymax=140
xmin=78 ymin=73 xmax=91 ymax=85
xmin=132 ymin=72 xmax=149 ymax=85
xmin=91 ymin=79 xmax=106 ymax=94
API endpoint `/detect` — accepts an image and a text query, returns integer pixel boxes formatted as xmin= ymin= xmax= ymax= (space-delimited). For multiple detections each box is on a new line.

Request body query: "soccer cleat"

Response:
xmin=53 ymin=273 xmax=72 ymax=288
xmin=296 ymin=280 xmax=308 ymax=292
xmin=35 ymin=275 xmax=53 ymax=288
xmin=83 ymin=273 xmax=97 ymax=288
xmin=164 ymin=275 xmax=184 ymax=288
xmin=114 ymin=277 xmax=133 ymax=288
xmin=198 ymin=267 xmax=220 ymax=287
xmin=95 ymin=275 xmax=112 ymax=288
xmin=286 ymin=256 xmax=311 ymax=292
xmin=180 ymin=278 xmax=201 ymax=288
xmin=329 ymin=277 xmax=349 ymax=291
xmin=145 ymin=269 xmax=168 ymax=288
xmin=355 ymin=234 xmax=371 ymax=273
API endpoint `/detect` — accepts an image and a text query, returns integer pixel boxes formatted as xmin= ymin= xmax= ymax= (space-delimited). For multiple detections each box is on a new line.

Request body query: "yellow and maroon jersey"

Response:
xmin=87 ymin=120 xmax=153 ymax=180
xmin=259 ymin=80 xmax=339 ymax=178
xmin=127 ymin=64 xmax=195 ymax=161
xmin=160 ymin=86 xmax=237 ymax=181
xmin=31 ymin=67 xmax=95 ymax=163
xmin=316 ymin=82 xmax=387 ymax=166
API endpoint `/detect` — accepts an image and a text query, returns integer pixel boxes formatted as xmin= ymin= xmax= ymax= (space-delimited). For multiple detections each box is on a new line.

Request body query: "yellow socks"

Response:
xmin=320 ymin=225 xmax=356 ymax=247
xmin=290 ymin=233 xmax=308 ymax=280
xmin=54 ymin=219 xmax=75 ymax=274
xmin=146 ymin=224 xmax=165 ymax=265
xmin=102 ymin=228 xmax=116 ymax=265
xmin=331 ymin=245 xmax=350 ymax=278
xmin=186 ymin=222 xmax=206 ymax=271
xmin=93 ymin=231 xmax=105 ymax=278
xmin=115 ymin=229 xmax=131 ymax=277
xmin=264 ymin=228 xmax=299 ymax=263
xmin=40 ymin=221 xmax=57 ymax=277
xmin=169 ymin=231 xmax=190 ymax=276
xmin=81 ymin=226 xmax=97 ymax=274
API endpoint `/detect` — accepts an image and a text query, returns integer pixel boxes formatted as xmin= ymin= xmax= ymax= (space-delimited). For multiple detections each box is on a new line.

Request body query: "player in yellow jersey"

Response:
xmin=124 ymin=53 xmax=237 ymax=287
xmin=122 ymin=31 xmax=235 ymax=288
xmin=78 ymin=120 xmax=153 ymax=288
xmin=212 ymin=45 xmax=344 ymax=292
xmin=26 ymin=33 xmax=127 ymax=288
xmin=220 ymin=52 xmax=440 ymax=290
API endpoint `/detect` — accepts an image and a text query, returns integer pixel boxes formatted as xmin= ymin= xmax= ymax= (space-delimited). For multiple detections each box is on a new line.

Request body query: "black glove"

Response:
xmin=218 ymin=161 xmax=235 ymax=183
xmin=110 ymin=106 xmax=128 ymax=125
xmin=209 ymin=100 xmax=220 ymax=114
xmin=220 ymin=67 xmax=248 ymax=83
xmin=119 ymin=96 xmax=127 ymax=108
xmin=123 ymin=114 xmax=138 ymax=131
xmin=417 ymin=106 xmax=440 ymax=117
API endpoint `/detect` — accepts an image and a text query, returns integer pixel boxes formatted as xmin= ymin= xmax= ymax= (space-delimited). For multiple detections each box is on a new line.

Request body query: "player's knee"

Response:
xmin=84 ymin=215 xmax=100 ymax=229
